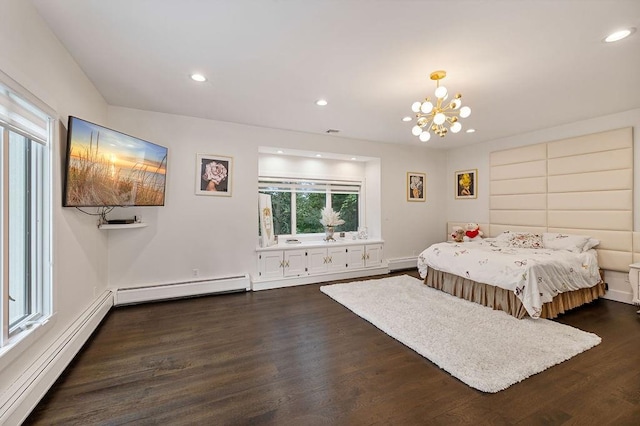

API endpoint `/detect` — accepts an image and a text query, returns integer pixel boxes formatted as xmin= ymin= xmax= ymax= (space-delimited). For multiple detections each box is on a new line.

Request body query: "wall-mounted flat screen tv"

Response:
xmin=63 ymin=116 xmax=168 ymax=207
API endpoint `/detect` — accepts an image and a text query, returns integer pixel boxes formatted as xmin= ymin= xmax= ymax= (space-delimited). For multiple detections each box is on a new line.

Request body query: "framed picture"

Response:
xmin=196 ymin=154 xmax=233 ymax=196
xmin=455 ymin=169 xmax=477 ymax=199
xmin=407 ymin=172 xmax=426 ymax=202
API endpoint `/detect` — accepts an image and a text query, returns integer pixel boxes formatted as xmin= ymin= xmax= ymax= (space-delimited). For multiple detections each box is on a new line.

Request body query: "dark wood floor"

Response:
xmin=25 ymin=270 xmax=640 ymax=425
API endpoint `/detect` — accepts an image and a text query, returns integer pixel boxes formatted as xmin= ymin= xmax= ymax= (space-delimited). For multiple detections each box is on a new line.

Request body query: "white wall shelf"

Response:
xmin=98 ymin=222 xmax=148 ymax=230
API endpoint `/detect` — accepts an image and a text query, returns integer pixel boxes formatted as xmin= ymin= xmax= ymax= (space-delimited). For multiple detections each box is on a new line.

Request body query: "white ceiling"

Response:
xmin=32 ymin=0 xmax=640 ymax=149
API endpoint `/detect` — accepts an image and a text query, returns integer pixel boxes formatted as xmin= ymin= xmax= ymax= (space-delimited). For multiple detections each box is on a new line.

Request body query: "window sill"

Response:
xmin=256 ymin=237 xmax=384 ymax=252
xmin=0 ymin=313 xmax=56 ymax=370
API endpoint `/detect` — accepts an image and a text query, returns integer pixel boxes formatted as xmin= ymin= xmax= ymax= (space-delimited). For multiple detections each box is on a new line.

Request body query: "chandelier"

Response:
xmin=410 ymin=70 xmax=471 ymax=142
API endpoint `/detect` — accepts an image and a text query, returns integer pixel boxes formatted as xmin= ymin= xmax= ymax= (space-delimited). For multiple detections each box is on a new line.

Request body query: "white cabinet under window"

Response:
xmin=307 ymin=247 xmax=329 ymax=275
xmin=345 ymin=244 xmax=383 ymax=269
xmin=254 ymin=240 xmax=386 ymax=290
xmin=258 ymin=249 xmax=308 ymax=279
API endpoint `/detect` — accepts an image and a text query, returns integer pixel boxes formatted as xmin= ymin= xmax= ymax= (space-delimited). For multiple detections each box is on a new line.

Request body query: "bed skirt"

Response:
xmin=424 ymin=268 xmax=606 ymax=319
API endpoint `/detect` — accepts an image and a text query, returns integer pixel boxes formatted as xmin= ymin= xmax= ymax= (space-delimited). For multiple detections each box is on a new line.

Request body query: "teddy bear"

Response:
xmin=463 ymin=222 xmax=484 ymax=242
xmin=450 ymin=226 xmax=465 ymax=242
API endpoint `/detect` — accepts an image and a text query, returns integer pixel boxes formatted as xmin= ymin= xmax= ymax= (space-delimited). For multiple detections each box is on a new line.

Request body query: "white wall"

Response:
xmin=0 ymin=0 xmax=108 ymax=400
xmin=106 ymin=106 xmax=448 ymax=288
xmin=445 ymin=108 xmax=640 ymax=301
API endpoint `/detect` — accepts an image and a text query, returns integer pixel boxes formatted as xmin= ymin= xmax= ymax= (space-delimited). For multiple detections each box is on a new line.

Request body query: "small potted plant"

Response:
xmin=320 ymin=207 xmax=345 ymax=241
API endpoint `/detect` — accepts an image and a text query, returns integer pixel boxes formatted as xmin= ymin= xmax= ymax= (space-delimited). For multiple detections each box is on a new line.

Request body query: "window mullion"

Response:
xmin=291 ymin=189 xmax=297 ymax=235
xmin=1 ymin=126 xmax=8 ymax=344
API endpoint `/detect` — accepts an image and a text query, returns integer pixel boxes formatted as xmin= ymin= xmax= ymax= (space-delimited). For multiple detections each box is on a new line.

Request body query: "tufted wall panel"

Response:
xmin=488 ymin=127 xmax=633 ymax=272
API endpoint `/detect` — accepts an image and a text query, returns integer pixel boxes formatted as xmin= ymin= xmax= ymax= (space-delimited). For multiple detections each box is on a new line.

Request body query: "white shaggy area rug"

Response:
xmin=320 ymin=275 xmax=601 ymax=393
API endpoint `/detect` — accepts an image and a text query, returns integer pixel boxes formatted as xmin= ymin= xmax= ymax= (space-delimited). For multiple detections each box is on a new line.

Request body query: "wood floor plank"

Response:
xmin=24 ymin=270 xmax=640 ymax=425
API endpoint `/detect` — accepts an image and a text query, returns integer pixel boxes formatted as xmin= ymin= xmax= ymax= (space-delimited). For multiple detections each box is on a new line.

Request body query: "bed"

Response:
xmin=417 ymin=232 xmax=606 ymax=319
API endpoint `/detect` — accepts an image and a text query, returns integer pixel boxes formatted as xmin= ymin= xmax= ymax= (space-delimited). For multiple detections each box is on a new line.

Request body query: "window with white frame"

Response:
xmin=0 ymin=79 xmax=52 ymax=348
xmin=259 ymin=177 xmax=361 ymax=235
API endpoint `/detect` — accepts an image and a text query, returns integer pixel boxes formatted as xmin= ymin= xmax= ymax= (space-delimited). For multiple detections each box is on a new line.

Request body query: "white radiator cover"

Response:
xmin=115 ymin=274 xmax=250 ymax=306
xmin=387 ymin=256 xmax=418 ymax=271
xmin=0 ymin=291 xmax=113 ymax=425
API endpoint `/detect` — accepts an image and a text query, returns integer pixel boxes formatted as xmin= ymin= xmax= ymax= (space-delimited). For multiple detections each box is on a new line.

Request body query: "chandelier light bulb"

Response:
xmin=450 ymin=122 xmax=462 ymax=133
xmin=420 ymin=101 xmax=434 ymax=114
xmin=433 ymin=112 xmax=446 ymax=125
xmin=419 ymin=131 xmax=431 ymax=142
xmin=435 ymin=86 xmax=448 ymax=99
xmin=459 ymin=106 xmax=471 ymax=118
xmin=411 ymin=101 xmax=422 ymax=112
xmin=451 ymin=99 xmax=461 ymax=109
xmin=411 ymin=125 xmax=423 ymax=136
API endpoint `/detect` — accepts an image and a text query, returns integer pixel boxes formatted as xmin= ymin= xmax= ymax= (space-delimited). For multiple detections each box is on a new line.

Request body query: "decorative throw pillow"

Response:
xmin=508 ymin=233 xmax=543 ymax=249
xmin=495 ymin=231 xmax=515 ymax=242
xmin=542 ymin=233 xmax=590 ymax=253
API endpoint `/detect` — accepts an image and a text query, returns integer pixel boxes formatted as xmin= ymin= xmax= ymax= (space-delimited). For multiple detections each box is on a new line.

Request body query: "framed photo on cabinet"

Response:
xmin=196 ymin=154 xmax=233 ymax=196
xmin=407 ymin=172 xmax=426 ymax=202
xmin=455 ymin=169 xmax=477 ymax=199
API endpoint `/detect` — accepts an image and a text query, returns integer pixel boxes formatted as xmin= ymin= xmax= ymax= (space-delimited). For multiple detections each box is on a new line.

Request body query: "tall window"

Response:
xmin=259 ymin=178 xmax=361 ymax=235
xmin=0 ymin=80 xmax=52 ymax=348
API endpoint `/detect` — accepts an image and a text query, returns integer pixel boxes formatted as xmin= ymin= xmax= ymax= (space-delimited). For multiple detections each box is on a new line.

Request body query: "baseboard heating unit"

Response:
xmin=0 ymin=291 xmax=113 ymax=425
xmin=115 ymin=274 xmax=250 ymax=306
xmin=387 ymin=256 xmax=418 ymax=271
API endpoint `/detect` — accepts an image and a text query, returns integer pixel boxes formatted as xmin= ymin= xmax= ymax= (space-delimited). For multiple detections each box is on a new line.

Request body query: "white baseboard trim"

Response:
xmin=251 ymin=266 xmax=390 ymax=291
xmin=387 ymin=256 xmax=418 ymax=271
xmin=115 ymin=274 xmax=250 ymax=306
xmin=0 ymin=291 xmax=113 ymax=425
xmin=602 ymin=288 xmax=634 ymax=304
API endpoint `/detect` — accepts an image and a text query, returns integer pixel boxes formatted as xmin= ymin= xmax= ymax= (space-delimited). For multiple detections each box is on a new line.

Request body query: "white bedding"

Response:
xmin=417 ymin=239 xmax=601 ymax=318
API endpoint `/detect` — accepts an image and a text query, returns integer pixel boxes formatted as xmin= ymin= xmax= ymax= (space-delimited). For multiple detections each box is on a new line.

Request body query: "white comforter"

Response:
xmin=417 ymin=239 xmax=601 ymax=318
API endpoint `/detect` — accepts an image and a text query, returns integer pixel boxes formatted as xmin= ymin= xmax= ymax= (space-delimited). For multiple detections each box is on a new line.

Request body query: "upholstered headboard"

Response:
xmin=489 ymin=127 xmax=633 ymax=272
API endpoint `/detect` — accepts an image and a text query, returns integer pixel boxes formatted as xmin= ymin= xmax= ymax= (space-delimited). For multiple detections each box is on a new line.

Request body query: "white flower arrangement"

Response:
xmin=319 ymin=206 xmax=345 ymax=227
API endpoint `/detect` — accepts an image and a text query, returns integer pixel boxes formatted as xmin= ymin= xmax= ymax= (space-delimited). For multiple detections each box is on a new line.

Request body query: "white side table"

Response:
xmin=627 ymin=263 xmax=640 ymax=313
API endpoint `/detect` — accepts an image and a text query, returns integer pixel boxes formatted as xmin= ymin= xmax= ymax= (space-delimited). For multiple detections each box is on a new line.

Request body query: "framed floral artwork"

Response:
xmin=455 ymin=169 xmax=477 ymax=199
xmin=196 ymin=154 xmax=233 ymax=196
xmin=407 ymin=172 xmax=426 ymax=202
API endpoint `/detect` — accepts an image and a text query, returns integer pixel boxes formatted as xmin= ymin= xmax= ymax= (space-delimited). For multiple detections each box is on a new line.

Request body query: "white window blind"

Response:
xmin=0 ymin=82 xmax=50 ymax=145
xmin=259 ymin=177 xmax=361 ymax=194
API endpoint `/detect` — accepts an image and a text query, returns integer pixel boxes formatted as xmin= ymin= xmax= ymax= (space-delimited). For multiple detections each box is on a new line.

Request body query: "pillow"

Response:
xmin=542 ymin=233 xmax=590 ymax=253
xmin=583 ymin=238 xmax=600 ymax=252
xmin=495 ymin=231 xmax=515 ymax=242
xmin=508 ymin=233 xmax=543 ymax=249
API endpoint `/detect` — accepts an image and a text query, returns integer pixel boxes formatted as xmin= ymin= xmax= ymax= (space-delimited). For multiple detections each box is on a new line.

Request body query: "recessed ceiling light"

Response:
xmin=190 ymin=73 xmax=207 ymax=82
xmin=604 ymin=28 xmax=636 ymax=43
xmin=276 ymin=150 xmax=284 ymax=154
xmin=316 ymin=99 xmax=328 ymax=106
xmin=402 ymin=116 xmax=412 ymax=122
xmin=315 ymin=154 xmax=322 ymax=157
xmin=466 ymin=128 xmax=476 ymax=133
xmin=351 ymin=157 xmax=357 ymax=161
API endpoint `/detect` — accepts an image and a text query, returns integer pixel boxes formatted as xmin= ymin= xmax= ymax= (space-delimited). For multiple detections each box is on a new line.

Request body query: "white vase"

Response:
xmin=324 ymin=226 xmax=335 ymax=241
